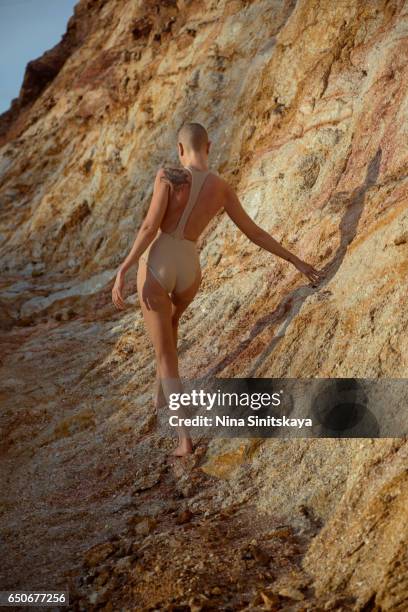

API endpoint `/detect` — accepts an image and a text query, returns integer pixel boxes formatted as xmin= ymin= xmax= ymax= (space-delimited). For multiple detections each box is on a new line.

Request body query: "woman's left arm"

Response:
xmin=112 ymin=168 xmax=169 ymax=309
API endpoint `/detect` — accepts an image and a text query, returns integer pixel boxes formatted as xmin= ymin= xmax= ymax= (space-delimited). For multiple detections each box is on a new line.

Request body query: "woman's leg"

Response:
xmin=137 ymin=259 xmax=194 ymax=455
xmin=154 ymin=369 xmax=167 ymax=411
xmin=153 ymin=278 xmax=201 ymax=411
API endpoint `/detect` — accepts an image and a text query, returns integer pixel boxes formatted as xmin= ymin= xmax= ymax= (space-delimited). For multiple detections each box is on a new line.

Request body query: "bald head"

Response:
xmin=177 ymin=122 xmax=209 ymax=153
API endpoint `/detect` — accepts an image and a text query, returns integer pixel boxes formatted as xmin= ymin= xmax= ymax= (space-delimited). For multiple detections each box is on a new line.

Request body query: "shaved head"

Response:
xmin=177 ymin=122 xmax=209 ymax=152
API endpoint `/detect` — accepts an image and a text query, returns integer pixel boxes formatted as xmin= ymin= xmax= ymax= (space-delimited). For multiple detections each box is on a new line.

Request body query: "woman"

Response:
xmin=112 ymin=122 xmax=325 ymax=457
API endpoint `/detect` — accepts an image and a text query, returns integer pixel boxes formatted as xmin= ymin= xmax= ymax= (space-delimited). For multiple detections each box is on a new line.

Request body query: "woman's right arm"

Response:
xmin=112 ymin=168 xmax=170 ymax=310
xmin=222 ymin=181 xmax=325 ymax=285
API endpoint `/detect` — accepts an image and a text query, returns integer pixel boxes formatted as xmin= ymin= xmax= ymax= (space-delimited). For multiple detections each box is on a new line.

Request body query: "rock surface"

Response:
xmin=1 ymin=0 xmax=407 ymax=610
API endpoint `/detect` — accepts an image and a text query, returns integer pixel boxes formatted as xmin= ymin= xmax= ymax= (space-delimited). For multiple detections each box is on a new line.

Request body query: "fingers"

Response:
xmin=307 ymin=266 xmax=326 ymax=285
xmin=112 ymin=286 xmax=126 ymax=310
xmin=316 ymin=270 xmax=326 ymax=282
xmin=314 ymin=267 xmax=326 ymax=278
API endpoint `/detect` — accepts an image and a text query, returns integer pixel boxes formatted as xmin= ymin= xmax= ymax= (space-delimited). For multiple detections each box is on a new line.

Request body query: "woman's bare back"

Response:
xmin=159 ymin=168 xmax=224 ymax=242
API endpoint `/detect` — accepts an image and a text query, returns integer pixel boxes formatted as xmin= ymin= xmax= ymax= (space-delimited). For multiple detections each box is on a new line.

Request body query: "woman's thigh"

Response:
xmin=171 ymin=270 xmax=202 ymax=321
xmin=137 ymin=259 xmax=175 ymax=358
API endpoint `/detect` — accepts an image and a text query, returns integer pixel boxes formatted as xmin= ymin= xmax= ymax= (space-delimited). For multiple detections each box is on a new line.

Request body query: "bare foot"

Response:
xmin=171 ymin=442 xmax=193 ymax=457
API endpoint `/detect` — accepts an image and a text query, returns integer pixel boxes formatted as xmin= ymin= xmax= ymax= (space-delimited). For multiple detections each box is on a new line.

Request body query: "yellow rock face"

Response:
xmin=201 ymin=440 xmax=250 ymax=479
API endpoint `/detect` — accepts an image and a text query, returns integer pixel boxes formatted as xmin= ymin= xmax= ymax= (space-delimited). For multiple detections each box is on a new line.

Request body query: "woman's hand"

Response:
xmin=112 ymin=268 xmax=126 ymax=310
xmin=293 ymin=259 xmax=326 ymax=286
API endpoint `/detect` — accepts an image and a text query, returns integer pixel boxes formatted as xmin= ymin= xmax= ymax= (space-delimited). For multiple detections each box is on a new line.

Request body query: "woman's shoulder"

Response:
xmin=158 ymin=162 xmax=191 ymax=190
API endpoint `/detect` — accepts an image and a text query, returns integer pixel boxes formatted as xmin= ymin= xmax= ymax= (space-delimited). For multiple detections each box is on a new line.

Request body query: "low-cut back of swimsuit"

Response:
xmin=139 ymin=165 xmax=211 ymax=295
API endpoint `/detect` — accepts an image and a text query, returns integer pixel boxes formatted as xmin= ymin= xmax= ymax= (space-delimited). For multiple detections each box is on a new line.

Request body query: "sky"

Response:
xmin=0 ymin=0 xmax=78 ymax=113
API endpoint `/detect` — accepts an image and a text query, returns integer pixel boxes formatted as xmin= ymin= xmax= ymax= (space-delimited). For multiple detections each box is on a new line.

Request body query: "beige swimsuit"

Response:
xmin=139 ymin=165 xmax=211 ymax=295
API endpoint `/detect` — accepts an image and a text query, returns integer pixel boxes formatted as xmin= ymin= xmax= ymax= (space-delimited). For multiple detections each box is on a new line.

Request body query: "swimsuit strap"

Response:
xmin=171 ymin=166 xmax=210 ymax=239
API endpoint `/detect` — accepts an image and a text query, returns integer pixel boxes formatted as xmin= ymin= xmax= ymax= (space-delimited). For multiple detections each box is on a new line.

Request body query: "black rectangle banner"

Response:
xmin=156 ymin=378 xmax=408 ymax=438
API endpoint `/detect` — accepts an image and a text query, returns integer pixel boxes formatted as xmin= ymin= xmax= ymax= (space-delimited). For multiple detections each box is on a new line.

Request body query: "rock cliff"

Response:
xmin=1 ymin=0 xmax=407 ymax=610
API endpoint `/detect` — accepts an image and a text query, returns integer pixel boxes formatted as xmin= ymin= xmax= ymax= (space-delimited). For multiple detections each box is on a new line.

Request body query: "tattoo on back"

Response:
xmin=160 ymin=165 xmax=191 ymax=191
